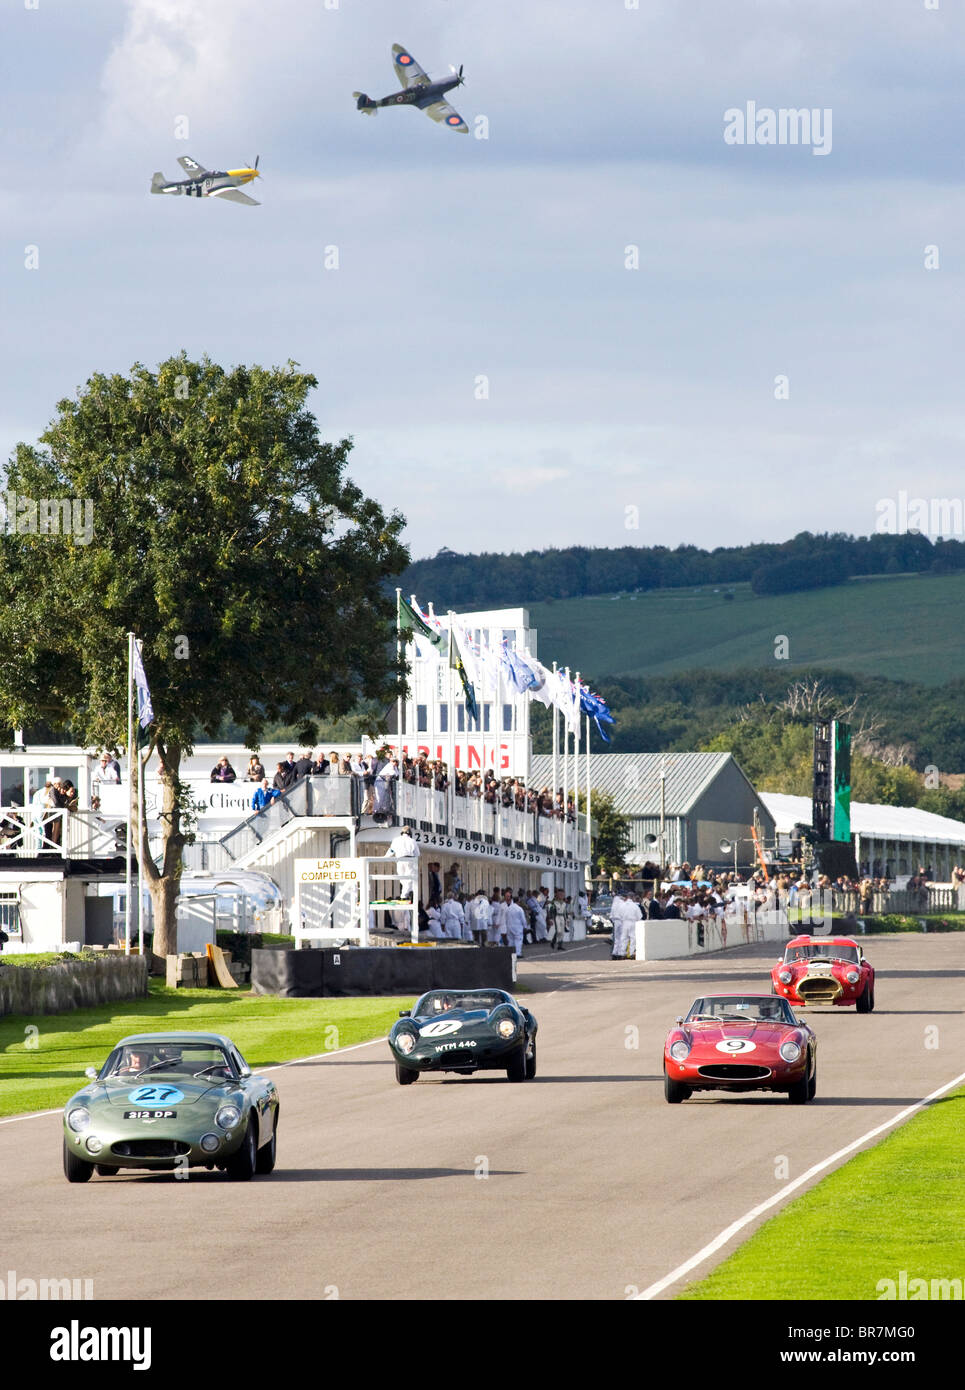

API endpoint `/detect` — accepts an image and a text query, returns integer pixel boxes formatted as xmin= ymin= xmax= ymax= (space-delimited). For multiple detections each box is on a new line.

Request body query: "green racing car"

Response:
xmin=389 ymin=988 xmax=538 ymax=1084
xmin=62 ymin=1032 xmax=279 ymax=1182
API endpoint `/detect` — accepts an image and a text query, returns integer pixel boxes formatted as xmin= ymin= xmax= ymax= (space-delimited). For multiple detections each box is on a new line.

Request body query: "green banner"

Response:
xmin=832 ymin=721 xmax=852 ymax=844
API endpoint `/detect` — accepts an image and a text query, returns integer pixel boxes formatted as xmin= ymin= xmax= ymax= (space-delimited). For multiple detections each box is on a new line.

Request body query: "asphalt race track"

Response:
xmin=4 ymin=933 xmax=963 ymax=1301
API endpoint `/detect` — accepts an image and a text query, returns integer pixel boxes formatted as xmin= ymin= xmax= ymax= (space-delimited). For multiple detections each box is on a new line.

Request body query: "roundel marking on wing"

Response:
xmin=714 ymin=1038 xmax=756 ymax=1054
xmin=448 ymin=115 xmax=462 ymax=125
xmin=397 ymin=53 xmax=412 ymax=64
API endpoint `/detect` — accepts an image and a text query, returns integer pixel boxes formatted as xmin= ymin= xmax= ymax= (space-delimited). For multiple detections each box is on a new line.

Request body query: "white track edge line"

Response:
xmin=633 ymin=1067 xmax=965 ymax=1300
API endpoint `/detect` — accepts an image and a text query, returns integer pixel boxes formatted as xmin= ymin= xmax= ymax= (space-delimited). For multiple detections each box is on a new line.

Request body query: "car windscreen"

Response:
xmin=414 ymin=991 xmax=508 ymax=1016
xmin=785 ymin=942 xmax=859 ymax=964
xmin=104 ymin=1045 xmax=235 ymax=1078
xmin=687 ymin=997 xmax=795 ymax=1024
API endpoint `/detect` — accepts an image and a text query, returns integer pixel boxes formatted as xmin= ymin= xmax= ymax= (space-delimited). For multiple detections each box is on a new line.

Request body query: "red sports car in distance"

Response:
xmin=664 ymin=994 xmax=817 ymax=1104
xmin=772 ymin=935 xmax=875 ymax=1012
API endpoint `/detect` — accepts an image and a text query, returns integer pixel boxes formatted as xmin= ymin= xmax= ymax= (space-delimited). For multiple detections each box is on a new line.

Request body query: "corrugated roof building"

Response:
xmin=529 ymin=752 xmax=776 ymax=868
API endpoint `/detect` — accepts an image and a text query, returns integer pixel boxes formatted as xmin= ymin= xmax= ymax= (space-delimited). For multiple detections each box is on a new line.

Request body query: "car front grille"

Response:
xmin=799 ymin=978 xmax=842 ymax=1003
xmin=439 ymin=1050 xmax=477 ymax=1068
xmin=697 ymin=1065 xmax=772 ymax=1080
xmin=111 ymin=1139 xmax=192 ymax=1158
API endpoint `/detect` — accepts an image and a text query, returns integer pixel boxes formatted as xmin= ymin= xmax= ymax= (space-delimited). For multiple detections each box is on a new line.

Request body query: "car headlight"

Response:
xmin=778 ymin=970 xmax=793 ymax=985
xmin=200 ymin=1133 xmax=221 ymax=1153
xmin=67 ymin=1107 xmax=91 ymax=1133
xmin=396 ymin=1031 xmax=416 ymax=1055
xmin=496 ymin=1018 xmax=517 ymax=1040
xmin=215 ymin=1105 xmax=241 ymax=1130
xmin=85 ymin=1135 xmax=102 ymax=1155
xmin=779 ymin=1041 xmax=802 ymax=1063
xmin=669 ymin=1040 xmax=691 ymax=1062
xmin=846 ymin=970 xmax=860 ymax=984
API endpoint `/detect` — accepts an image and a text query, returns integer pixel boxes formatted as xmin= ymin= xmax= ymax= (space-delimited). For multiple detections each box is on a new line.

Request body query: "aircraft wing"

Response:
xmin=209 ymin=186 xmax=260 ymax=205
xmin=423 ymin=99 xmax=469 ymax=133
xmin=392 ymin=44 xmax=430 ymax=88
xmin=177 ymin=155 xmax=210 ymax=176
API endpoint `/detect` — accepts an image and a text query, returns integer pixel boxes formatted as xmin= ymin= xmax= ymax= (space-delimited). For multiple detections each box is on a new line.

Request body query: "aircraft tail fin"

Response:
xmin=150 ymin=172 xmax=166 ymax=193
xmin=354 ymin=92 xmax=377 ymax=113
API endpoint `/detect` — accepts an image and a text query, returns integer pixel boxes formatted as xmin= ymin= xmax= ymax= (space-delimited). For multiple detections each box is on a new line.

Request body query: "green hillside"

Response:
xmin=528 ymin=572 xmax=965 ymax=686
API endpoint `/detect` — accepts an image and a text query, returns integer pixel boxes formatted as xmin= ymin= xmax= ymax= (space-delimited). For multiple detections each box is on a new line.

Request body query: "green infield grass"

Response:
xmin=0 ymin=981 xmax=413 ymax=1118
xmin=678 ymin=1086 xmax=965 ymax=1300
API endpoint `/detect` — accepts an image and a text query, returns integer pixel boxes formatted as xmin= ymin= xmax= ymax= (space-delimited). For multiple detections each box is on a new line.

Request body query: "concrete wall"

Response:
xmin=635 ymin=907 xmax=789 ymax=961
xmin=0 ymin=953 xmax=149 ymax=1017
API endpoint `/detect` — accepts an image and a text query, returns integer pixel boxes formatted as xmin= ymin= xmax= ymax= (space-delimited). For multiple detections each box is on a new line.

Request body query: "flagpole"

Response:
xmin=551 ymin=662 xmax=558 ymax=849
xmin=447 ymin=614 xmax=454 ymax=830
xmin=585 ymin=710 xmax=592 ymax=875
xmin=124 ymin=632 xmax=134 ymax=956
xmin=395 ymin=588 xmax=404 ymax=768
xmin=563 ymin=668 xmax=570 ymax=859
xmin=137 ymin=740 xmax=145 ymax=956
xmin=574 ymin=672 xmax=581 ymax=869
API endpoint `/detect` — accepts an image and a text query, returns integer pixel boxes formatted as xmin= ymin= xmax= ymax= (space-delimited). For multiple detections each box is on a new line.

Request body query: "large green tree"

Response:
xmin=0 ymin=354 xmax=408 ymax=955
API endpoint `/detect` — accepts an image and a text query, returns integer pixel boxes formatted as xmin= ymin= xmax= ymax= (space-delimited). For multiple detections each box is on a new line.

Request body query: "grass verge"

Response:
xmin=678 ymin=1086 xmax=965 ymax=1299
xmin=0 ymin=981 xmax=413 ymax=1118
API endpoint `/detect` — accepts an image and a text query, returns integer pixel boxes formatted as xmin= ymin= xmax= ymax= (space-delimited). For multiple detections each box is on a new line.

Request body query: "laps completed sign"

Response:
xmin=295 ymin=858 xmax=365 ymax=884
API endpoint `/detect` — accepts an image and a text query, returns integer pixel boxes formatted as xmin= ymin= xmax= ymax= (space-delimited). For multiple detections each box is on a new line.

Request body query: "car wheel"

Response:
xmin=524 ymin=1041 xmax=537 ymax=1080
xmin=226 ymin=1118 xmax=257 ymax=1181
xmin=255 ymin=1113 xmax=278 ymax=1174
xmin=64 ymin=1139 xmax=93 ymax=1183
xmin=506 ymin=1045 xmax=526 ymax=1082
xmin=95 ymin=1164 xmax=119 ymax=1177
xmin=855 ymin=981 xmax=872 ymax=1013
xmin=395 ymin=1061 xmax=419 ymax=1085
xmin=868 ymin=984 xmax=875 ymax=1012
xmin=788 ymin=1054 xmax=814 ymax=1105
xmin=664 ymin=1070 xmax=690 ymax=1104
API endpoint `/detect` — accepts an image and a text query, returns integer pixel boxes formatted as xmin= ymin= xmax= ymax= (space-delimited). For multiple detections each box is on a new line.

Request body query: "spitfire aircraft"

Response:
xmin=150 ymin=155 xmax=261 ymax=205
xmin=354 ymin=44 xmax=468 ymax=133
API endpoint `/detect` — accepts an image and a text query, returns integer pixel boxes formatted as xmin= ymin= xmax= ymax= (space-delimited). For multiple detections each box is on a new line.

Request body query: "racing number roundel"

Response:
xmin=714 ymin=1038 xmax=756 ymax=1054
xmin=420 ymin=1019 xmax=462 ymax=1037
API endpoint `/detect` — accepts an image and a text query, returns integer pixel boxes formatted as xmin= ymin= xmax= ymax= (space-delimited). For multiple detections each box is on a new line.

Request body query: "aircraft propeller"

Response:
xmin=449 ymin=64 xmax=464 ymax=85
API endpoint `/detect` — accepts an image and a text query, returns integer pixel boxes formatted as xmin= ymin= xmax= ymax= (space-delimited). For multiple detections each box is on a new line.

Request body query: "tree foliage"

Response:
xmin=400 ymin=529 xmax=952 ymax=610
xmin=0 ymin=354 xmax=409 ymax=952
xmin=578 ymin=789 xmax=632 ymax=875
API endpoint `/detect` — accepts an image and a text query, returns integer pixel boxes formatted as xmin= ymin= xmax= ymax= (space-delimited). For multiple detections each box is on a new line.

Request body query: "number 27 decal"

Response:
xmin=128 ymin=1085 xmax=184 ymax=1104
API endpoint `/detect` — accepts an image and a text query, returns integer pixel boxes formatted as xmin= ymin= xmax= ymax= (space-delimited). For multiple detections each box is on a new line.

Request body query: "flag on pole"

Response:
xmin=519 ymin=649 xmax=554 ymax=706
xmin=449 ymin=621 xmax=479 ymax=722
xmin=553 ymin=668 xmax=580 ymax=733
xmin=131 ymin=639 xmax=154 ymax=746
xmin=579 ymin=687 xmax=615 ymax=743
xmin=399 ymin=595 xmax=447 ymax=657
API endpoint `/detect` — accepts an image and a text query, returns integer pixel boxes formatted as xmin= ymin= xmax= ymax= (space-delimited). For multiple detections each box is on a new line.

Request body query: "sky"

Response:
xmin=3 ymin=0 xmax=965 ymax=562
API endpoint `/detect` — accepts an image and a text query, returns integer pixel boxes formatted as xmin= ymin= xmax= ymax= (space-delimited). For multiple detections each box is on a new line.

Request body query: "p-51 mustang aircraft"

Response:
xmin=150 ymin=155 xmax=261 ymax=205
xmin=354 ymin=44 xmax=468 ymax=133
